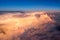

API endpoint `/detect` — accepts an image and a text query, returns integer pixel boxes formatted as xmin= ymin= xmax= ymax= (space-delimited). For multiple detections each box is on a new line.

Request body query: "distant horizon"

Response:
xmin=0 ymin=8 xmax=60 ymax=11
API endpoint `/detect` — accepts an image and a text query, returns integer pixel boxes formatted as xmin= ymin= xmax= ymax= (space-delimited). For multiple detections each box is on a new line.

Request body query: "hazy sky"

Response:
xmin=0 ymin=0 xmax=60 ymax=11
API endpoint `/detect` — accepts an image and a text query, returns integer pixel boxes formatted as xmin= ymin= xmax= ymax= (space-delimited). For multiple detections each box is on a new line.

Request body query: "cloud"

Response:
xmin=0 ymin=11 xmax=55 ymax=40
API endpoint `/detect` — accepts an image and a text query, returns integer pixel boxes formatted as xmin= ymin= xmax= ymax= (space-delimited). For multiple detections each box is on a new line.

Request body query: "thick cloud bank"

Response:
xmin=0 ymin=11 xmax=60 ymax=40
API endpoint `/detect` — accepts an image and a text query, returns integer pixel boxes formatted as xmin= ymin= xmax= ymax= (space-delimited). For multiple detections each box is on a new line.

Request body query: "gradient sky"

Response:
xmin=0 ymin=0 xmax=60 ymax=11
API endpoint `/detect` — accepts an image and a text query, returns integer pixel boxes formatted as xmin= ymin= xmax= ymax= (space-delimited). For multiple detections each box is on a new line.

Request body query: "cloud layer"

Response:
xmin=0 ymin=11 xmax=55 ymax=40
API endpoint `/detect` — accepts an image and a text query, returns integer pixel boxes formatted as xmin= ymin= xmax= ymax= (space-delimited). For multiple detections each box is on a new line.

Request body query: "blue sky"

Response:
xmin=0 ymin=0 xmax=60 ymax=11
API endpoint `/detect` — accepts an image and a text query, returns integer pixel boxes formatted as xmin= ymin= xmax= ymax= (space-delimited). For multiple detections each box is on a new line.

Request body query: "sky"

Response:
xmin=0 ymin=0 xmax=60 ymax=11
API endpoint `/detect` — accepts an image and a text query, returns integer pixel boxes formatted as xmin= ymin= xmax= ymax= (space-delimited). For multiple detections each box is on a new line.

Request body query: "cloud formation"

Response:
xmin=0 ymin=11 xmax=55 ymax=40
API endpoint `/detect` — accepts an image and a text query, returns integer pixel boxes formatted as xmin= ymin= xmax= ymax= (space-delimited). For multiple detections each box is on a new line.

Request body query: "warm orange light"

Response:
xmin=0 ymin=11 xmax=55 ymax=40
